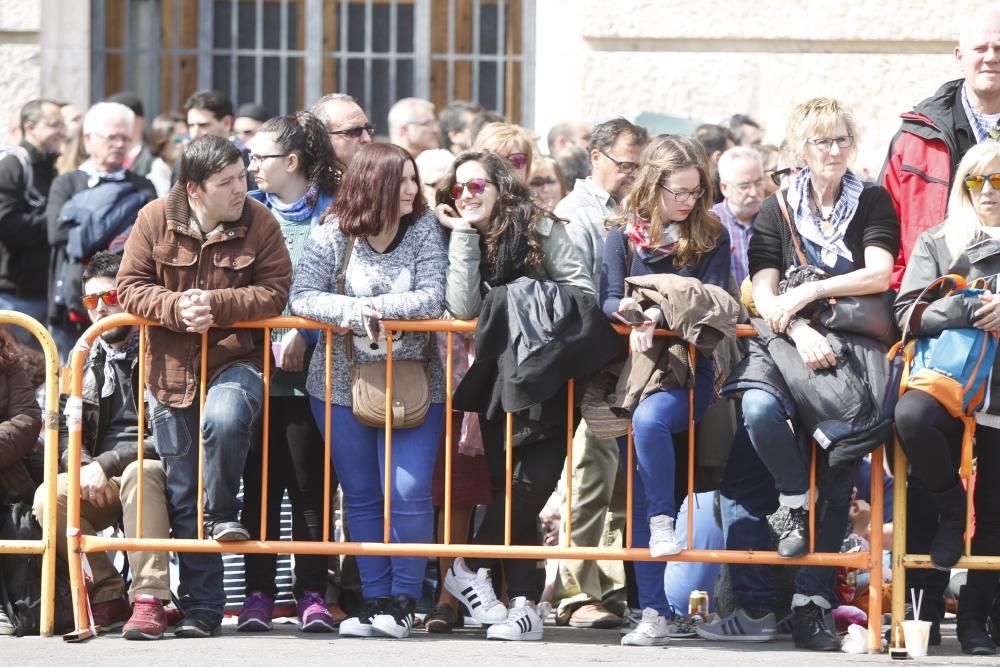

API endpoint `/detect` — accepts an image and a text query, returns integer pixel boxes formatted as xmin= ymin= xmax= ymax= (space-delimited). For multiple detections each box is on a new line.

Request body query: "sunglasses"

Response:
xmin=503 ymin=152 xmax=528 ymax=170
xmin=965 ymin=173 xmax=1000 ymax=192
xmin=328 ymin=123 xmax=376 ymax=139
xmin=529 ymin=176 xmax=558 ymax=188
xmin=450 ymin=178 xmax=494 ymax=200
xmin=81 ymin=289 xmax=119 ymax=310
xmin=769 ymin=167 xmax=797 ymax=187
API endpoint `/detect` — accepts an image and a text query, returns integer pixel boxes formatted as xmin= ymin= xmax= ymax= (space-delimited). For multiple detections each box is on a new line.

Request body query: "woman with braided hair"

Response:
xmin=238 ymin=110 xmax=341 ymax=633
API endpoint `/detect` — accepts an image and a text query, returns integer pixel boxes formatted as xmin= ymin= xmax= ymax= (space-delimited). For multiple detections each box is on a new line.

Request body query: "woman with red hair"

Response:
xmin=289 ymin=142 xmax=449 ymax=639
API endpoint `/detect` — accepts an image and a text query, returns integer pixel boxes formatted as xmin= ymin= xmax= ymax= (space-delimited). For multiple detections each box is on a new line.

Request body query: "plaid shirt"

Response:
xmin=962 ymin=84 xmax=1000 ymax=144
xmin=712 ymin=201 xmax=753 ymax=285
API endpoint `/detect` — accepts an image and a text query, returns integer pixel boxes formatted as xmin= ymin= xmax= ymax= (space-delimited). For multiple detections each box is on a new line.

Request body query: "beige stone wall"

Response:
xmin=534 ymin=0 xmax=981 ymax=173
xmin=0 ymin=0 xmax=42 ymax=140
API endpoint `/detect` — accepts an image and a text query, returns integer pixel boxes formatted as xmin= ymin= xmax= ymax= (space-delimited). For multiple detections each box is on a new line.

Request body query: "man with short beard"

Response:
xmin=713 ymin=146 xmax=767 ymax=285
xmin=33 ymin=251 xmax=173 ymax=638
xmin=117 ymin=135 xmax=291 ymax=638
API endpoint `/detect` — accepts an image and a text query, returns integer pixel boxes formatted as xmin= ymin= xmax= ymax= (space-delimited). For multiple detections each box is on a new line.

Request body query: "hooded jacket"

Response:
xmin=0 ymin=361 xmax=42 ymax=503
xmin=880 ymin=79 xmax=976 ymax=289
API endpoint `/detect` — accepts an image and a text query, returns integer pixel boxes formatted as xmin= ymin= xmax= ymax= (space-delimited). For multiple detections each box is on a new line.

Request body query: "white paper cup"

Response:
xmin=903 ymin=619 xmax=932 ymax=658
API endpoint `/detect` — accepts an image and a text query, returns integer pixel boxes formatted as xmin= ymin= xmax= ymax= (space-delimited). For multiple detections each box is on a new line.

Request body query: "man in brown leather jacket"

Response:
xmin=117 ymin=135 xmax=291 ymax=638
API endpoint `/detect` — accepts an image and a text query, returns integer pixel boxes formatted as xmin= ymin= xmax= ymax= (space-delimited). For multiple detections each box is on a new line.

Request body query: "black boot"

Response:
xmin=958 ymin=581 xmax=998 ymax=655
xmin=792 ymin=601 xmax=839 ymax=651
xmin=929 ymin=484 xmax=967 ymax=570
xmin=778 ymin=507 xmax=809 ymax=558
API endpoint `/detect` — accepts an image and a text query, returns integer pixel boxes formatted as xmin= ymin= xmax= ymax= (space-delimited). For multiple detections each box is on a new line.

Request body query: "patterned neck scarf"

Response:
xmin=95 ymin=331 xmax=139 ymax=398
xmin=787 ymin=168 xmax=863 ymax=268
xmin=264 ymin=182 xmax=321 ymax=222
xmin=623 ymin=212 xmax=682 ymax=260
xmin=962 ymin=85 xmax=1000 ymax=144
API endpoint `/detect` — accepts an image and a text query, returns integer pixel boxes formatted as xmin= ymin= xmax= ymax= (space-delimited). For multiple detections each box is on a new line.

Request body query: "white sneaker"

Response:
xmin=0 ymin=605 xmax=13 ymax=635
xmin=486 ymin=597 xmax=543 ymax=641
xmin=621 ymin=608 xmax=671 ymax=646
xmin=649 ymin=515 xmax=683 ymax=557
xmin=443 ymin=557 xmax=509 ymax=625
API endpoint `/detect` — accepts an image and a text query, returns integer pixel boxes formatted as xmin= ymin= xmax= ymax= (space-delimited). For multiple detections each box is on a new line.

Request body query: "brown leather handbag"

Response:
xmin=338 ymin=236 xmax=430 ymax=429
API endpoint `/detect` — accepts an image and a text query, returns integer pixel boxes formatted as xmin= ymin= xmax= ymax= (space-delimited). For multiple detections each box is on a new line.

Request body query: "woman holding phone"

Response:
xmin=289 ymin=142 xmax=449 ymax=640
xmin=600 ymin=134 xmax=731 ymax=647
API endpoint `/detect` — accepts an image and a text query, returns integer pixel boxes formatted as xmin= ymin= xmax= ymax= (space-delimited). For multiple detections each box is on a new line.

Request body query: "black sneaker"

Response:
xmin=174 ymin=610 xmax=222 ymax=638
xmin=959 ymin=617 xmax=997 ymax=656
xmin=205 ymin=520 xmax=250 ymax=542
xmin=371 ymin=595 xmax=416 ymax=639
xmin=340 ymin=597 xmax=389 ymax=638
xmin=777 ymin=508 xmax=809 ymax=558
xmin=792 ymin=602 xmax=838 ymax=651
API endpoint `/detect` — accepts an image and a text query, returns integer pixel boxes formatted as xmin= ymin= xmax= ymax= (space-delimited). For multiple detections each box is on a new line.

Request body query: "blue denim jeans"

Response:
xmin=148 ymin=360 xmax=264 ymax=617
xmin=725 ymin=397 xmax=859 ymax=609
xmin=310 ymin=399 xmax=444 ymax=601
xmin=616 ymin=361 xmax=714 ymax=616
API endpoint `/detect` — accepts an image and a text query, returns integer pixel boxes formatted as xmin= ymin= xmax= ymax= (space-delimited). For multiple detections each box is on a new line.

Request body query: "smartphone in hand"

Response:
xmin=613 ymin=309 xmax=652 ymax=326
xmin=363 ymin=312 xmax=382 ymax=340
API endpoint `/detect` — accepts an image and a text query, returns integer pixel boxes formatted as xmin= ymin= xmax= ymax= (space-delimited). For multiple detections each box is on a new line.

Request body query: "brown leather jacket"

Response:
xmin=117 ymin=183 xmax=292 ymax=408
xmin=0 ymin=361 xmax=42 ymax=503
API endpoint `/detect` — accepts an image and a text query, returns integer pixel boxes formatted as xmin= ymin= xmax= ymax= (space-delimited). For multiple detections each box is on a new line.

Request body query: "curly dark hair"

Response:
xmin=437 ymin=150 xmax=546 ymax=273
xmin=256 ymin=111 xmax=339 ymax=197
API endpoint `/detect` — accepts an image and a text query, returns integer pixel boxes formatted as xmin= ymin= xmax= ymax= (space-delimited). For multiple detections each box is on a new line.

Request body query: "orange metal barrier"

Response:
xmin=0 ymin=311 xmax=61 ymax=636
xmin=64 ymin=314 xmax=885 ymax=650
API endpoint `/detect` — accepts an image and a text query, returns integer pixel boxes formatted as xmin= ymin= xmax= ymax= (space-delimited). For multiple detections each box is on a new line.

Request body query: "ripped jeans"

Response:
xmin=148 ymin=361 xmax=263 ymax=617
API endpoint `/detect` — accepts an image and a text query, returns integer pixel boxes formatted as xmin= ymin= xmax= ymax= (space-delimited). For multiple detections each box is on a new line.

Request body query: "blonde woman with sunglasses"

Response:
xmin=895 ymin=140 xmax=1000 ymax=656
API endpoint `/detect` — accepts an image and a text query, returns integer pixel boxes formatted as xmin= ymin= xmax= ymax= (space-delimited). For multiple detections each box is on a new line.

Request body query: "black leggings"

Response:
xmin=241 ymin=395 xmax=337 ymax=598
xmin=465 ymin=406 xmax=570 ymax=602
xmin=896 ymin=389 xmax=1000 ymax=604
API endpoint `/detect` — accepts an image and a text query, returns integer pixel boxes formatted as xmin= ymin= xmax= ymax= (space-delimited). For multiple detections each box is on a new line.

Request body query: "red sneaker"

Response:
xmin=91 ymin=596 xmax=132 ymax=633
xmin=122 ymin=595 xmax=167 ymax=640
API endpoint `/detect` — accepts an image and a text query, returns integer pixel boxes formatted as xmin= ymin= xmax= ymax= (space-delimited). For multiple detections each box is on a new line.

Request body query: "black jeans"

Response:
xmin=465 ymin=399 xmax=573 ymax=602
xmin=241 ymin=395 xmax=337 ymax=598
xmin=896 ymin=389 xmax=1000 ymax=614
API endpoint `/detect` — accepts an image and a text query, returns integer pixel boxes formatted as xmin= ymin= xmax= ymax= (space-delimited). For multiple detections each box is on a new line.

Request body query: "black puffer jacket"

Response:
xmin=723 ymin=319 xmax=899 ymax=468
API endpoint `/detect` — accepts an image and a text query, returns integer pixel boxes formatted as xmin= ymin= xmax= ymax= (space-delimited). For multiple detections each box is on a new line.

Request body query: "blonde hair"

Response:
xmin=607 ymin=134 xmax=722 ymax=268
xmin=784 ymin=97 xmax=859 ymax=165
xmin=937 ymin=141 xmax=1000 ymax=260
xmin=473 ymin=122 xmax=533 ymax=170
xmin=528 ymin=155 xmax=567 ymax=195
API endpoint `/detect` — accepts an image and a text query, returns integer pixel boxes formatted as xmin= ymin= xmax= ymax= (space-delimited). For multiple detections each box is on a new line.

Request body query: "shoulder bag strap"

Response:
xmin=774 ymin=187 xmax=808 ymax=268
xmin=336 ymin=235 xmax=357 ymax=361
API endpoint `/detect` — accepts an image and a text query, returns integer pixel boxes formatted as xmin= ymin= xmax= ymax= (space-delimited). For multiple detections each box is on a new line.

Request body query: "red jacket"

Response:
xmin=880 ymin=79 xmax=974 ymax=289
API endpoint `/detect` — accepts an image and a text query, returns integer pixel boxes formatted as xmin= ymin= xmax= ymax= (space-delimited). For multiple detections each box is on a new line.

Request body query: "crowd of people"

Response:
xmin=4 ymin=4 xmax=1000 ymax=657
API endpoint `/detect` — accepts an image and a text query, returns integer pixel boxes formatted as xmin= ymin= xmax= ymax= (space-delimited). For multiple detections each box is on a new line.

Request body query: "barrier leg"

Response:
xmin=867 ymin=445 xmax=885 ymax=653
xmin=891 ymin=435 xmax=908 ymax=650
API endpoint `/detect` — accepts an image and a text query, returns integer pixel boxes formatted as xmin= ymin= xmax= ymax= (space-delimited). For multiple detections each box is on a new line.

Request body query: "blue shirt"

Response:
xmin=599 ymin=225 xmax=732 ymax=319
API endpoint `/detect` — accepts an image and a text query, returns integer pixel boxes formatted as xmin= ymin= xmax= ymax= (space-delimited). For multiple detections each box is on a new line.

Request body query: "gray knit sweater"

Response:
xmin=289 ymin=209 xmax=449 ymax=407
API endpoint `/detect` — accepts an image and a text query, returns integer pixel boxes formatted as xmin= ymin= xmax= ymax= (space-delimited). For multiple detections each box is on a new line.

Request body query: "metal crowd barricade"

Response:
xmin=0 ymin=311 xmax=60 ymax=636
xmin=63 ymin=314 xmax=885 ymax=651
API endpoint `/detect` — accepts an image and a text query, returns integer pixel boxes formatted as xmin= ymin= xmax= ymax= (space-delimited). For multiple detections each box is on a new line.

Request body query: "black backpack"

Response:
xmin=0 ymin=501 xmax=75 ymax=636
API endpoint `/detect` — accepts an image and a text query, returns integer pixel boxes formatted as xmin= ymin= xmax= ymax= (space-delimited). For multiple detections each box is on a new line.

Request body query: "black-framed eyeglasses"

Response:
xmin=599 ymin=150 xmax=639 ymax=175
xmin=770 ymin=167 xmax=798 ymax=187
xmin=248 ymin=153 xmax=289 ymax=165
xmin=965 ymin=172 xmax=1000 ymax=192
xmin=658 ymin=183 xmax=706 ymax=202
xmin=328 ymin=123 xmax=376 ymax=139
xmin=806 ymin=135 xmax=854 ymax=152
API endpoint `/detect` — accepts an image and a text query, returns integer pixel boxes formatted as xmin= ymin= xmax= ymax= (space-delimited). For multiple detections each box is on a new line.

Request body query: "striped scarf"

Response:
xmin=623 ymin=212 xmax=682 ymax=260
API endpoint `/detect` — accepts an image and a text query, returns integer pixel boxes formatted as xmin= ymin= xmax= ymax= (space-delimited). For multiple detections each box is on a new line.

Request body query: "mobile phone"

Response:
xmin=363 ymin=312 xmax=382 ymax=340
xmin=614 ymin=309 xmax=650 ymax=326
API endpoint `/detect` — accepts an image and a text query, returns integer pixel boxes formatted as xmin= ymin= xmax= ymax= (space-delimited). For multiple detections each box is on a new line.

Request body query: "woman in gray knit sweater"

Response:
xmin=289 ymin=142 xmax=448 ymax=639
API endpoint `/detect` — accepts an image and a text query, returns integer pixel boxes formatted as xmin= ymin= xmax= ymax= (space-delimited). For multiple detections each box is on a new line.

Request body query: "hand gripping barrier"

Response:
xmin=0 ymin=311 xmax=61 ymax=636
xmin=63 ymin=314 xmax=885 ymax=650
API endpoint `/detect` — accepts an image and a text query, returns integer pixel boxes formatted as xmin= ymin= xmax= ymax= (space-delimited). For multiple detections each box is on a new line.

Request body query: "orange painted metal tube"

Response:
xmin=565 ymin=379 xmax=574 ymax=542
xmin=687 ymin=344 xmax=695 ymax=551
xmin=259 ymin=327 xmax=271 ymax=541
xmin=809 ymin=440 xmax=817 ymax=553
xmin=867 ymin=444 xmax=885 ymax=653
xmin=505 ymin=411 xmax=513 ymax=546
xmin=383 ymin=331 xmax=394 ymax=544
xmin=0 ymin=312 xmax=59 ymax=636
xmin=66 ymin=330 xmax=92 ymax=635
xmin=626 ymin=422 xmax=634 ymax=549
xmin=323 ymin=328 xmax=332 ymax=542
xmin=135 ymin=325 xmax=146 ymax=539
xmin=443 ymin=331 xmax=454 ymax=545
xmin=197 ymin=331 xmax=208 ymax=541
